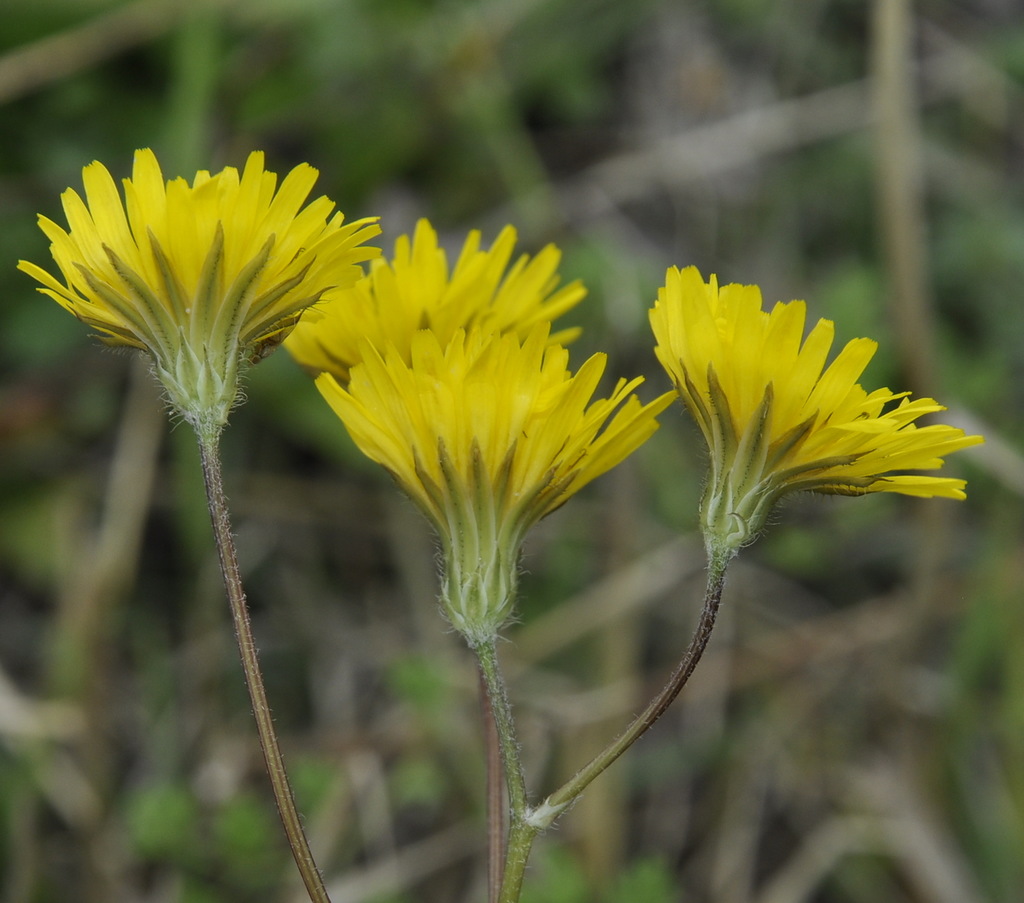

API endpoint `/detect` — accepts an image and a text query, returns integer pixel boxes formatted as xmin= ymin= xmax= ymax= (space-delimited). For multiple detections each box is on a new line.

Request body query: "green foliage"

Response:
xmin=390 ymin=754 xmax=449 ymax=809
xmin=519 ymin=848 xmax=591 ymax=903
xmin=522 ymin=849 xmax=678 ymax=903
xmin=214 ymin=792 xmax=287 ymax=891
xmin=124 ymin=782 xmax=288 ymax=897
xmin=605 ymin=857 xmax=679 ymax=903
xmin=125 ymin=782 xmax=202 ymax=865
xmin=290 ymin=754 xmax=339 ymax=814
xmin=943 ymin=509 xmax=1024 ymax=902
xmin=387 ymin=653 xmax=453 ymax=718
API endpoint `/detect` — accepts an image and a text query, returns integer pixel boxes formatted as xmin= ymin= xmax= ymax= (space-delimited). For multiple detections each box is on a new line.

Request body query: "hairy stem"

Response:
xmin=497 ymin=812 xmax=539 ymax=903
xmin=474 ymin=638 xmax=539 ymax=903
xmin=197 ymin=431 xmax=331 ymax=903
xmin=479 ymin=664 xmax=504 ymax=903
xmin=536 ymin=549 xmax=730 ymax=823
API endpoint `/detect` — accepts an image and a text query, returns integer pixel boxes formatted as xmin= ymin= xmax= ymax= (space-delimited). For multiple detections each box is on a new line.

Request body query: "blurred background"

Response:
xmin=0 ymin=0 xmax=1020 ymax=901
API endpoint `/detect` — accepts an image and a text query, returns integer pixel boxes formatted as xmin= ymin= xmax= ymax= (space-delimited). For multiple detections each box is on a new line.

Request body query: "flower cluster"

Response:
xmin=22 ymin=151 xmax=982 ymax=628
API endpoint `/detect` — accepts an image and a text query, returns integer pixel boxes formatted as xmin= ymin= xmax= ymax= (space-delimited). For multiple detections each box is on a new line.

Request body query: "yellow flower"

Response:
xmin=285 ymin=218 xmax=585 ymax=383
xmin=650 ymin=266 xmax=984 ymax=556
xmin=19 ymin=149 xmax=380 ymax=438
xmin=316 ymin=325 xmax=673 ymax=643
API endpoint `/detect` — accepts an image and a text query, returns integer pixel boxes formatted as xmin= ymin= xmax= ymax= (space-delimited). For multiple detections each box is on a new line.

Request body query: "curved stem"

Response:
xmin=197 ymin=431 xmax=332 ymax=903
xmin=536 ymin=549 xmax=730 ymax=823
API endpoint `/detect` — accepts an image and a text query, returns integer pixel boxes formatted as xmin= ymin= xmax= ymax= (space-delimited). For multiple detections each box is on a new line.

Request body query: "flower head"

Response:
xmin=650 ymin=266 xmax=983 ymax=557
xmin=285 ymin=218 xmax=585 ymax=383
xmin=19 ymin=149 xmax=380 ymax=437
xmin=316 ymin=324 xmax=672 ymax=643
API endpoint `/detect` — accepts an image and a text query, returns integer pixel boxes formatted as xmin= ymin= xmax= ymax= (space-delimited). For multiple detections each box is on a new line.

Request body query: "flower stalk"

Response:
xmin=480 ymin=547 xmax=729 ymax=902
xmin=478 ymin=665 xmax=505 ymax=903
xmin=473 ymin=637 xmax=536 ymax=903
xmin=197 ymin=431 xmax=331 ymax=903
xmin=536 ymin=547 xmax=729 ymax=822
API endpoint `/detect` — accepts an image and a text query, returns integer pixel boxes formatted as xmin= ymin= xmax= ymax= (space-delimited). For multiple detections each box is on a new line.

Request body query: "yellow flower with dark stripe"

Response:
xmin=317 ymin=325 xmax=672 ymax=643
xmin=285 ymin=218 xmax=584 ymax=384
xmin=650 ymin=266 xmax=983 ymax=556
xmin=20 ymin=149 xmax=380 ymax=437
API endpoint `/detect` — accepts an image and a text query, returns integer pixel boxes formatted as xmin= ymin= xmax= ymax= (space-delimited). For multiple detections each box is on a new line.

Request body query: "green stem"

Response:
xmin=475 ymin=639 xmax=528 ymax=823
xmin=534 ymin=548 xmax=730 ymax=826
xmin=499 ymin=812 xmax=539 ymax=903
xmin=196 ymin=430 xmax=332 ymax=903
xmin=478 ymin=664 xmax=504 ymax=903
xmin=474 ymin=638 xmax=539 ymax=903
